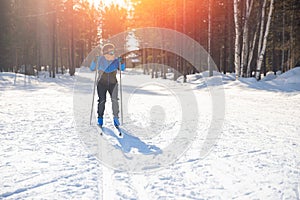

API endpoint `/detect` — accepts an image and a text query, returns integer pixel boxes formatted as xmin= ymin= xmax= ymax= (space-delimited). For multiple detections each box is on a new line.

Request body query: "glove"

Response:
xmin=120 ymin=63 xmax=126 ymax=71
xmin=118 ymin=57 xmax=125 ymax=71
xmin=118 ymin=57 xmax=122 ymax=63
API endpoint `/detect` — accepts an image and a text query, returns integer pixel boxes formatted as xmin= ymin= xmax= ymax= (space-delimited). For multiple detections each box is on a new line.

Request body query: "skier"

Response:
xmin=90 ymin=43 xmax=125 ymax=127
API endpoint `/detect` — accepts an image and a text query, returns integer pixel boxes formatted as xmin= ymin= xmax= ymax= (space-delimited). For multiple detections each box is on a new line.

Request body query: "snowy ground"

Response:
xmin=0 ymin=68 xmax=300 ymax=199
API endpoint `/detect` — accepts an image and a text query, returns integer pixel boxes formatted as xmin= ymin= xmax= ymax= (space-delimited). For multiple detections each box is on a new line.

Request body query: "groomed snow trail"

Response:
xmin=0 ymin=70 xmax=299 ymax=199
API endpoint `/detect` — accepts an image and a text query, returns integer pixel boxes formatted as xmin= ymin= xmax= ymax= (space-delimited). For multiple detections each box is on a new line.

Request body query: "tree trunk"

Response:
xmin=281 ymin=1 xmax=285 ymax=72
xmin=208 ymin=0 xmax=213 ymax=77
xmin=256 ymin=0 xmax=267 ymax=68
xmin=60 ymin=47 xmax=64 ymax=74
xmin=69 ymin=0 xmax=75 ymax=76
xmin=233 ymin=0 xmax=241 ymax=79
xmin=246 ymin=25 xmax=258 ymax=77
xmin=256 ymin=0 xmax=274 ymax=80
xmin=289 ymin=1 xmax=295 ymax=69
xmin=52 ymin=11 xmax=56 ymax=78
xmin=240 ymin=0 xmax=253 ymax=77
xmin=225 ymin=0 xmax=233 ymax=73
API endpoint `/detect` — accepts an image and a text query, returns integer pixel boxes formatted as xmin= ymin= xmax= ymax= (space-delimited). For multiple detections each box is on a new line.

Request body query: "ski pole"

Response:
xmin=90 ymin=65 xmax=98 ymax=125
xmin=119 ymin=58 xmax=124 ymax=125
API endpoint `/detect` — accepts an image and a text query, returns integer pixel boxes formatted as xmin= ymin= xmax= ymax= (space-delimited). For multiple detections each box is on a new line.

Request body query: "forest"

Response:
xmin=0 ymin=0 xmax=299 ymax=80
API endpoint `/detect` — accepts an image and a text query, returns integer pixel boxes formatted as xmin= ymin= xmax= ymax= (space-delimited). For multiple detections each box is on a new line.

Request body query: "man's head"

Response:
xmin=102 ymin=43 xmax=115 ymax=56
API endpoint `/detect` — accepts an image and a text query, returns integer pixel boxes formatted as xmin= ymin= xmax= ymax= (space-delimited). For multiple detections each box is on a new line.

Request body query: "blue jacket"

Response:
xmin=90 ymin=56 xmax=125 ymax=85
xmin=90 ymin=56 xmax=125 ymax=72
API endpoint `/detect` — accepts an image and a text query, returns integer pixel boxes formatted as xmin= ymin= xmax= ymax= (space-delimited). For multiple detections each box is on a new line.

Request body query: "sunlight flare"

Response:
xmin=89 ymin=0 xmax=127 ymax=8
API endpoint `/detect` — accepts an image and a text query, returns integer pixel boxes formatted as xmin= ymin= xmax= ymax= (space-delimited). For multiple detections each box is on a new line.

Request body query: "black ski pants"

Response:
xmin=97 ymin=81 xmax=119 ymax=119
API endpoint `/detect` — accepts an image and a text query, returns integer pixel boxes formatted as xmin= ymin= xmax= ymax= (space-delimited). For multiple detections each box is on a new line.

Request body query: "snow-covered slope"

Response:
xmin=0 ymin=68 xmax=299 ymax=199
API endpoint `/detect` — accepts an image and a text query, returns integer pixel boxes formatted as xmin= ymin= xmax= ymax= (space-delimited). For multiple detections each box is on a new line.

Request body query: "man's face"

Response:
xmin=104 ymin=48 xmax=115 ymax=60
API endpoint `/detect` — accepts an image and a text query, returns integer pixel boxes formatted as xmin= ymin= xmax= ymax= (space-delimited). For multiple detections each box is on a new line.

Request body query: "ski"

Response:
xmin=97 ymin=125 xmax=104 ymax=135
xmin=114 ymin=126 xmax=122 ymax=137
xmin=97 ymin=124 xmax=122 ymax=137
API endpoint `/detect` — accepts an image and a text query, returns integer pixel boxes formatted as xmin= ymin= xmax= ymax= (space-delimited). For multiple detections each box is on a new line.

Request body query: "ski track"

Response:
xmin=0 ymin=71 xmax=300 ymax=199
xmin=0 ymin=74 xmax=101 ymax=199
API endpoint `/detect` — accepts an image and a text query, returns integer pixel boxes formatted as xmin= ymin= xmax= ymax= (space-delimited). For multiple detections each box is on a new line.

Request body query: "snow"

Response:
xmin=1 ymin=67 xmax=300 ymax=199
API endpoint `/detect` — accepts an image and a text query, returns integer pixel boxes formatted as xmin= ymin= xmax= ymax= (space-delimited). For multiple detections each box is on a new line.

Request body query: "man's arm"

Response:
xmin=90 ymin=59 xmax=96 ymax=71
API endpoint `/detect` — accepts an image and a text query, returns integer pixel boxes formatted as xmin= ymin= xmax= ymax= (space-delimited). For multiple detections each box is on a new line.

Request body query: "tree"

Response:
xmin=240 ymin=0 xmax=254 ymax=77
xmin=0 ymin=0 xmax=13 ymax=72
xmin=255 ymin=0 xmax=274 ymax=80
xmin=208 ymin=0 xmax=213 ymax=77
xmin=233 ymin=0 xmax=241 ymax=79
xmin=101 ymin=4 xmax=127 ymax=39
xmin=1 ymin=0 xmax=299 ymax=78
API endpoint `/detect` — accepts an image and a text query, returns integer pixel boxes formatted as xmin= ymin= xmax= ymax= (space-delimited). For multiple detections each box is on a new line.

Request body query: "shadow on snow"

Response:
xmin=102 ymin=127 xmax=162 ymax=155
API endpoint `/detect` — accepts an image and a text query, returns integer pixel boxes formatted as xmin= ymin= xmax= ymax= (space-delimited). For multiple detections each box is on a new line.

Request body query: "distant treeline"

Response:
xmin=0 ymin=0 xmax=299 ymax=79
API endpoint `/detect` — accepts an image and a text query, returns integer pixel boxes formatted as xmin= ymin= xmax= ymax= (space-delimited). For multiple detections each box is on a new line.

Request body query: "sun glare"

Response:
xmin=89 ymin=0 xmax=127 ymax=8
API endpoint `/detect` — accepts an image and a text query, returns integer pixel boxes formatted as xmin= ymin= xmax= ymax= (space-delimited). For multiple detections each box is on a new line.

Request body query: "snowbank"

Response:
xmin=177 ymin=67 xmax=300 ymax=92
xmin=261 ymin=71 xmax=277 ymax=81
xmin=0 ymin=72 xmax=75 ymax=89
xmin=273 ymin=66 xmax=300 ymax=84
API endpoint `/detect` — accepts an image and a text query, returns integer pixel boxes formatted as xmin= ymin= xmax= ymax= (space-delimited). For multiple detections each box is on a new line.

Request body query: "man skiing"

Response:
xmin=90 ymin=43 xmax=125 ymax=128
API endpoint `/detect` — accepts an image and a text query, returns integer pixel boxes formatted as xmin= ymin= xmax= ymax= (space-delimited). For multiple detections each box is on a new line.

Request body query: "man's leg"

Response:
xmin=97 ymin=82 xmax=107 ymax=119
xmin=108 ymin=83 xmax=119 ymax=119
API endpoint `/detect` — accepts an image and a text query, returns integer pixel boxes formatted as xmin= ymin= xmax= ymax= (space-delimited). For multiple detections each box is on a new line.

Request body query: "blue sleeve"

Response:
xmin=98 ymin=56 xmax=105 ymax=71
xmin=90 ymin=60 xmax=96 ymax=71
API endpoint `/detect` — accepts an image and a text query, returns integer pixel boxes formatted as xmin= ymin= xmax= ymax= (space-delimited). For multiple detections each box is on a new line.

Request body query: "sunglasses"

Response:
xmin=105 ymin=50 xmax=115 ymax=55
